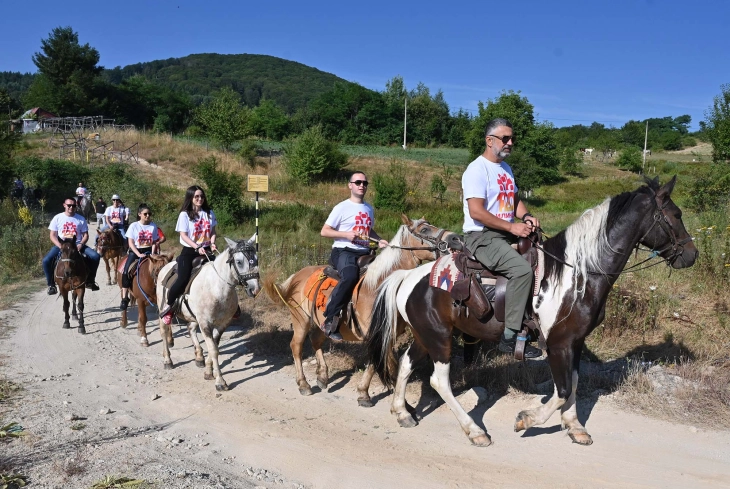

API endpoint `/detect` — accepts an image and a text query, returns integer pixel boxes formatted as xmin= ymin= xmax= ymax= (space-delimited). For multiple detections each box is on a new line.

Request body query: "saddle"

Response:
xmin=445 ymin=234 xmax=546 ymax=360
xmin=159 ymin=254 xmax=212 ymax=318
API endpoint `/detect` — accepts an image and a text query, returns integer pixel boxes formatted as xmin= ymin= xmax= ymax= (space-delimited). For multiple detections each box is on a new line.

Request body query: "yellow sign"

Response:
xmin=247 ymin=175 xmax=269 ymax=192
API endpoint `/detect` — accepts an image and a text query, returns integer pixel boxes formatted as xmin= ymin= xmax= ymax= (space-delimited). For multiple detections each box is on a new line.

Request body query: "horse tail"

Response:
xmin=366 ymin=269 xmax=410 ymax=388
xmin=262 ymin=269 xmax=294 ymax=308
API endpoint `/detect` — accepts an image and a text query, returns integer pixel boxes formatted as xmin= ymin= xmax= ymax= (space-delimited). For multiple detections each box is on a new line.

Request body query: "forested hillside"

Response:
xmin=102 ymin=53 xmax=359 ymax=112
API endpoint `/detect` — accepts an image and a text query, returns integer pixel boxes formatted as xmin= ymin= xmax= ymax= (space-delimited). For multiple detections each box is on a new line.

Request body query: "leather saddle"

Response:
xmin=160 ymin=254 xmax=213 ymax=317
xmin=321 ymin=253 xmax=376 ymax=281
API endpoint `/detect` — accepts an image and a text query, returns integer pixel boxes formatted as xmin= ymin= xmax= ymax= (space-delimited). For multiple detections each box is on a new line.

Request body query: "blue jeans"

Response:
xmin=43 ymin=245 xmax=101 ymax=286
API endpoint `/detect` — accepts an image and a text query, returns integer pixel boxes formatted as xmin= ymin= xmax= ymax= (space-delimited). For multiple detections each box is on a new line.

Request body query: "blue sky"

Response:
xmin=1 ymin=0 xmax=727 ymax=130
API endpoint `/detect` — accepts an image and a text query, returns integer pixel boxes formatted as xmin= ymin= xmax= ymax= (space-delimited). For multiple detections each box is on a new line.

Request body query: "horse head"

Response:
xmin=638 ymin=176 xmax=697 ymax=269
xmin=147 ymin=253 xmax=173 ymax=280
xmin=400 ymin=214 xmax=453 ymax=261
xmin=58 ymin=238 xmax=83 ymax=279
xmin=224 ymin=234 xmax=260 ymax=298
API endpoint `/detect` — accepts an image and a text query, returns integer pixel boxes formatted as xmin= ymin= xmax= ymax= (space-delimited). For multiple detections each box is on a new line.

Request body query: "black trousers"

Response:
xmin=122 ymin=247 xmax=152 ymax=288
xmin=166 ymin=246 xmax=210 ymax=307
xmin=324 ymin=247 xmax=370 ymax=320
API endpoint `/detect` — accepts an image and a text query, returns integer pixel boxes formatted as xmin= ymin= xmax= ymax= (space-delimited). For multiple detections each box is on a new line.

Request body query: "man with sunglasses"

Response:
xmin=320 ymin=171 xmax=388 ymax=341
xmin=462 ymin=118 xmax=542 ymax=359
xmin=42 ymin=198 xmax=101 ymax=295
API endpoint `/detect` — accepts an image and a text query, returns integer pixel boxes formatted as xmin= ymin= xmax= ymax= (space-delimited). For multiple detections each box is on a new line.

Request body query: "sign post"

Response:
xmin=247 ymin=175 xmax=269 ymax=252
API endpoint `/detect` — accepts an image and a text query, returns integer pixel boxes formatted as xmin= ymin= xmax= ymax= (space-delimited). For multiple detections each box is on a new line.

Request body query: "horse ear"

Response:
xmin=247 ymin=233 xmax=257 ymax=245
xmin=224 ymin=237 xmax=237 ymax=249
xmin=657 ymin=175 xmax=677 ymax=200
xmin=400 ymin=214 xmax=411 ymax=226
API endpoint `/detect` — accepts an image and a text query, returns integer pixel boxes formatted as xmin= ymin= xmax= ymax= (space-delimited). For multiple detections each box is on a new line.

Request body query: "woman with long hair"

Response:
xmin=159 ymin=186 xmax=218 ymax=324
xmin=120 ymin=203 xmax=159 ymax=310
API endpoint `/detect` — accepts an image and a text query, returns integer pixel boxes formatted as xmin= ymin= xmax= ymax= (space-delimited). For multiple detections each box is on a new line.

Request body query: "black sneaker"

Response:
xmin=120 ymin=297 xmax=130 ymax=310
xmin=320 ymin=316 xmax=335 ymax=335
xmin=498 ymin=337 xmax=543 ymax=359
xmin=47 ymin=285 xmax=57 ymax=295
xmin=88 ymin=282 xmax=100 ymax=291
xmin=328 ymin=331 xmax=344 ymax=342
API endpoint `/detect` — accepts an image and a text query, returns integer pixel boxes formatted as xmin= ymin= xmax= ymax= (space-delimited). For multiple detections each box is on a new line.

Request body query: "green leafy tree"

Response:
xmin=705 ymin=83 xmax=730 ymax=163
xmin=467 ymin=90 xmax=535 ymax=159
xmin=373 ymin=161 xmax=408 ymax=212
xmin=0 ymin=92 xmax=20 ymax=199
xmin=560 ymin=146 xmax=582 ymax=176
xmin=247 ymin=99 xmax=289 ymax=140
xmin=192 ymin=156 xmax=246 ymax=226
xmin=282 ymin=125 xmax=348 ymax=183
xmin=25 ymin=27 xmax=102 ymax=115
xmin=617 ymin=146 xmax=643 ymax=173
xmin=194 ymin=87 xmax=250 ymax=149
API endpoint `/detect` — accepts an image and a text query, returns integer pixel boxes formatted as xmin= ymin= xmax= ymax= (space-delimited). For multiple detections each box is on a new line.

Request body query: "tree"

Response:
xmin=617 ymin=147 xmax=643 ymax=173
xmin=705 ymin=83 xmax=730 ymax=163
xmin=0 ymin=91 xmax=20 ymax=199
xmin=560 ymin=146 xmax=582 ymax=176
xmin=467 ymin=90 xmax=535 ymax=159
xmin=247 ymin=99 xmax=289 ymax=140
xmin=282 ymin=125 xmax=348 ymax=183
xmin=25 ymin=27 xmax=102 ymax=115
xmin=194 ymin=87 xmax=250 ymax=149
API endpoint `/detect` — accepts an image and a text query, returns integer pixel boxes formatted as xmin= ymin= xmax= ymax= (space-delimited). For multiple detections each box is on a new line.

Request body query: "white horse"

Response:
xmin=156 ymin=235 xmax=260 ymax=391
xmin=643 ymin=149 xmax=652 ymax=156
xmin=584 ymin=148 xmax=594 ymax=156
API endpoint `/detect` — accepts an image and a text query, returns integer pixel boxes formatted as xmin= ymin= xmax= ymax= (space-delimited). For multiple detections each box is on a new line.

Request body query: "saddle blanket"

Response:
xmin=429 ymin=254 xmax=464 ymax=293
xmin=303 ymin=268 xmax=338 ymax=312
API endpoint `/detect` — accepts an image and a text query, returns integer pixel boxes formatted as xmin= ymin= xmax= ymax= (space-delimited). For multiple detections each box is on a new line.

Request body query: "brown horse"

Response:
xmin=55 ymin=239 xmax=88 ymax=334
xmin=117 ymin=253 xmax=173 ymax=346
xmin=97 ymin=228 xmax=125 ymax=285
xmin=367 ymin=177 xmax=698 ymax=446
xmin=264 ymin=215 xmax=451 ymax=406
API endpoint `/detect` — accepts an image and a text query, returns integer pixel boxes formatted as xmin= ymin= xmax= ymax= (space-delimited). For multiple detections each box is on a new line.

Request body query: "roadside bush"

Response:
xmin=238 ymin=139 xmax=259 ymax=168
xmin=0 ymin=223 xmax=48 ymax=282
xmin=687 ymin=164 xmax=730 ymax=212
xmin=193 ymin=156 xmax=246 ymax=227
xmin=560 ymin=146 xmax=582 ymax=176
xmin=373 ymin=161 xmax=408 ymax=212
xmin=15 ymin=156 xmax=90 ymax=203
xmin=282 ymin=125 xmax=348 ymax=183
xmin=617 ymin=147 xmax=643 ymax=173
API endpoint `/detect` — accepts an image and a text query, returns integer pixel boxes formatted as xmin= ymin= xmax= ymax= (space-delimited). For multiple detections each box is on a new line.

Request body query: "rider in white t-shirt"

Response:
xmin=462 ymin=118 xmax=542 ymax=359
xmin=120 ymin=203 xmax=161 ymax=310
xmin=319 ymin=171 xmax=388 ymax=341
xmin=104 ymin=194 xmax=129 ymax=239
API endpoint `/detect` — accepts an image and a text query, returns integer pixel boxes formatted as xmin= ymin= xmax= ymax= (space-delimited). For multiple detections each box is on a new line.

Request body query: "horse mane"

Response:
xmin=362 ymin=224 xmax=410 ymax=288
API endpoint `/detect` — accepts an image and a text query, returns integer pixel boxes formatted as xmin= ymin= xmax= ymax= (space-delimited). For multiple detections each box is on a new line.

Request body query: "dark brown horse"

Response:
xmin=97 ymin=228 xmax=125 ymax=285
xmin=117 ymin=253 xmax=173 ymax=346
xmin=368 ymin=177 xmax=697 ymax=446
xmin=55 ymin=239 xmax=88 ymax=334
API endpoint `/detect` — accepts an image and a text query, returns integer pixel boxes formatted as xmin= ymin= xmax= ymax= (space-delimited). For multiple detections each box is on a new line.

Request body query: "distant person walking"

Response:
xmin=95 ymin=197 xmax=107 ymax=231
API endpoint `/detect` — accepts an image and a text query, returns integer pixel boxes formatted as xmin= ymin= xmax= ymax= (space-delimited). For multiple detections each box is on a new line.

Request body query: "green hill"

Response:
xmin=102 ymin=53 xmax=361 ymax=112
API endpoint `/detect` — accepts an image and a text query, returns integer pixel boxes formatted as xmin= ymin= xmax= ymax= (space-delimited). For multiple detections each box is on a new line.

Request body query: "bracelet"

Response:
xmin=521 ymin=213 xmax=534 ymax=221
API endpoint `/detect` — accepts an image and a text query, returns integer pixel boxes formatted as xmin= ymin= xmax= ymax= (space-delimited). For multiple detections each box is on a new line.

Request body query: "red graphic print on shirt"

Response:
xmin=192 ymin=218 xmax=211 ymax=244
xmin=352 ymin=211 xmax=372 ymax=247
xmin=110 ymin=209 xmax=123 ymax=223
xmin=60 ymin=221 xmax=77 ymax=239
xmin=137 ymin=230 xmax=154 ymax=247
xmin=496 ymin=173 xmax=515 ymax=215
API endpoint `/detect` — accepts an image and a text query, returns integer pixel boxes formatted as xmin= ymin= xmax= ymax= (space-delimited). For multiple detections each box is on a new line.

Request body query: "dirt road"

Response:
xmin=2 ymin=269 xmax=730 ymax=488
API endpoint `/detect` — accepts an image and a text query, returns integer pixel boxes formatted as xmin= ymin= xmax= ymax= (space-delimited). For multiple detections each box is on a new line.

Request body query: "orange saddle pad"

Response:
xmin=303 ymin=268 xmax=338 ymax=312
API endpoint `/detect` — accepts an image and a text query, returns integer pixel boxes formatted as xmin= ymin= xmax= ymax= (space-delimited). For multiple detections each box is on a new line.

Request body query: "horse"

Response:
xmin=643 ymin=149 xmax=652 ymax=156
xmin=117 ymin=253 xmax=174 ymax=346
xmin=264 ymin=215 xmax=451 ymax=406
xmin=96 ymin=228 xmax=126 ymax=285
xmin=584 ymin=148 xmax=594 ymax=156
xmin=367 ymin=177 xmax=697 ymax=447
xmin=55 ymin=239 xmax=89 ymax=334
xmin=76 ymin=193 xmax=94 ymax=220
xmin=156 ymin=235 xmax=260 ymax=391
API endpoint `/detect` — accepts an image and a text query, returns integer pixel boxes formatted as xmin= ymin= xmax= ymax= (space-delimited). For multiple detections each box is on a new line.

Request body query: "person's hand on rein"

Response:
xmin=509 ymin=222 xmax=534 ymax=238
xmin=378 ymin=239 xmax=389 ymax=248
xmin=210 ymin=243 xmax=218 ymax=252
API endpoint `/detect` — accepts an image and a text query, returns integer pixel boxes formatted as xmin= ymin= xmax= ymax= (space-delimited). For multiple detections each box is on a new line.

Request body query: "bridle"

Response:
xmin=224 ymin=242 xmax=260 ymax=287
xmin=388 ymin=221 xmax=451 ymax=261
xmin=55 ymin=243 xmax=87 ymax=289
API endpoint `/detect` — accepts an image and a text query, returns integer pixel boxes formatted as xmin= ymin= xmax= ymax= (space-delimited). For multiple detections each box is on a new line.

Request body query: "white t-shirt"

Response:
xmin=462 ymin=155 xmax=518 ymax=232
xmin=175 ymin=210 xmax=217 ymax=248
xmin=49 ymin=213 xmax=88 ymax=245
xmin=127 ymin=222 xmax=159 ymax=249
xmin=104 ymin=205 xmax=128 ymax=225
xmin=325 ymin=199 xmax=374 ymax=251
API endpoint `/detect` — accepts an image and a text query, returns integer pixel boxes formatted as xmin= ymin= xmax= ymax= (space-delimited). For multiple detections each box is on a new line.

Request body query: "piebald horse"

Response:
xmin=264 ymin=215 xmax=451 ymax=406
xmin=367 ymin=177 xmax=697 ymax=446
xmin=156 ymin=236 xmax=259 ymax=391
xmin=55 ymin=239 xmax=88 ymax=334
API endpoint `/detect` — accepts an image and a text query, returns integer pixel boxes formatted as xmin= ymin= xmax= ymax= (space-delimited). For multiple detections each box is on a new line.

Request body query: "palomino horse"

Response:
xmin=117 ymin=253 xmax=173 ymax=346
xmin=55 ymin=239 xmax=88 ymax=334
xmin=264 ymin=215 xmax=451 ymax=406
xmin=367 ymin=177 xmax=697 ymax=446
xmin=156 ymin=236 xmax=260 ymax=391
xmin=97 ymin=228 xmax=126 ymax=285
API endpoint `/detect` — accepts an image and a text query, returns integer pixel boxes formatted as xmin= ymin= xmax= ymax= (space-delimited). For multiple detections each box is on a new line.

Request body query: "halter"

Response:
xmin=217 ymin=242 xmax=260 ymax=287
xmin=388 ymin=222 xmax=451 ymax=261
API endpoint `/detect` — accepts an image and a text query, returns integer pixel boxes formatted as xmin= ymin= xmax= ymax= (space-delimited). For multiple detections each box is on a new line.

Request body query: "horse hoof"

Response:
xmin=195 ymin=360 xmax=206 ymax=368
xmin=469 ymin=433 xmax=493 ymax=447
xmin=568 ymin=430 xmax=593 ymax=446
xmin=298 ymin=387 xmax=313 ymax=396
xmin=164 ymin=363 xmax=174 ymax=370
xmin=514 ymin=411 xmax=533 ymax=432
xmin=72 ymin=313 xmax=78 ymax=320
xmin=215 ymin=384 xmax=229 ymax=392
xmin=357 ymin=398 xmax=374 ymax=408
xmin=204 ymin=372 xmax=214 ymax=380
xmin=77 ymin=326 xmax=86 ymax=335
xmin=140 ymin=339 xmax=149 ymax=347
xmin=316 ymin=379 xmax=328 ymax=390
xmin=106 ymin=281 xmax=111 ymax=286
xmin=62 ymin=322 xmax=70 ymax=329
xmin=397 ymin=415 xmax=418 ymax=428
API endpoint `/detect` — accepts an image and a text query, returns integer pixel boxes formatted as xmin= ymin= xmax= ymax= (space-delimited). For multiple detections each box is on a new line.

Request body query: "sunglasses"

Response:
xmin=193 ymin=194 xmax=205 ymax=199
xmin=65 ymin=203 xmax=77 ymax=208
xmin=112 ymin=199 xmax=120 ymax=202
xmin=141 ymin=212 xmax=151 ymax=216
xmin=488 ymin=134 xmax=516 ymax=144
xmin=350 ymin=180 xmax=369 ymax=187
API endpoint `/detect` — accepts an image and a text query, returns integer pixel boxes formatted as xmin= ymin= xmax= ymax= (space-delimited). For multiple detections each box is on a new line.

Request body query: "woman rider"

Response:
xmin=120 ymin=203 xmax=160 ymax=310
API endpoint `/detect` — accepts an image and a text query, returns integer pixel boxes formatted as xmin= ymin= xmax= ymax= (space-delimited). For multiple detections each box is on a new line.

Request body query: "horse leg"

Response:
xmin=200 ymin=324 xmax=228 ymax=391
xmin=309 ymin=325 xmax=329 ymax=391
xmin=514 ymin=345 xmax=573 ymax=433
xmin=71 ymin=291 xmax=78 ymax=320
xmin=76 ymin=289 xmax=86 ymax=334
xmin=356 ymin=363 xmax=377 ymax=407
xmin=391 ymin=341 xmax=428 ymax=428
xmin=104 ymin=257 xmax=112 ymax=285
xmin=61 ymin=291 xmax=71 ymax=329
xmin=137 ymin=300 xmax=149 ymax=347
xmin=560 ymin=341 xmax=592 ymax=445
xmin=289 ymin=316 xmax=313 ymax=395
xmin=189 ymin=322 xmax=205 ymax=368
xmin=160 ymin=316 xmax=174 ymax=369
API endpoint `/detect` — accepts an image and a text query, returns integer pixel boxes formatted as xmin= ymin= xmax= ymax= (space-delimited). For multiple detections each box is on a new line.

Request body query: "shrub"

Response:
xmin=430 ymin=174 xmax=447 ymax=203
xmin=193 ymin=156 xmax=246 ymax=226
xmin=687 ymin=164 xmax=730 ymax=212
xmin=282 ymin=125 xmax=348 ymax=183
xmin=560 ymin=146 xmax=582 ymax=176
xmin=238 ymin=139 xmax=259 ymax=168
xmin=373 ymin=161 xmax=408 ymax=212
xmin=0 ymin=223 xmax=48 ymax=282
xmin=617 ymin=146 xmax=643 ymax=173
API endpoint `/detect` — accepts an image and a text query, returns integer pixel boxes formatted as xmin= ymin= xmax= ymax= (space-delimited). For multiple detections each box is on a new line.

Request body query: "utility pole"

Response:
xmin=642 ymin=120 xmax=648 ymax=172
xmin=402 ymin=98 xmax=407 ymax=150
